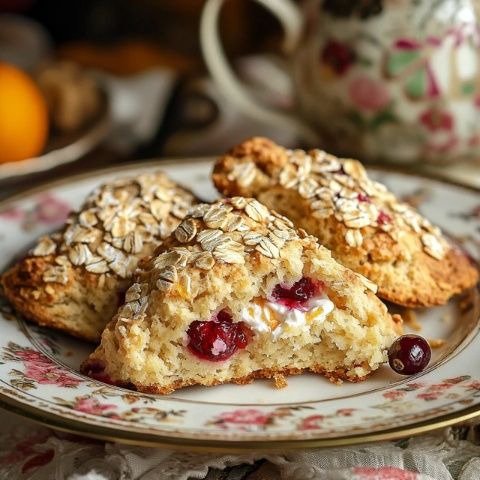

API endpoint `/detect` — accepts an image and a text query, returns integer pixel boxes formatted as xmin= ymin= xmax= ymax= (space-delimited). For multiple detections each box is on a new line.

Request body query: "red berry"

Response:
xmin=377 ymin=210 xmax=392 ymax=225
xmin=271 ymin=277 xmax=320 ymax=309
xmin=187 ymin=310 xmax=250 ymax=361
xmin=388 ymin=335 xmax=431 ymax=375
xmin=357 ymin=193 xmax=371 ymax=203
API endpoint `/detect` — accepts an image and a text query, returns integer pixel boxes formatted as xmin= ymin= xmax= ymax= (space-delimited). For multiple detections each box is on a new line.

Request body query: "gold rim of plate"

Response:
xmin=0 ymin=393 xmax=479 ymax=452
xmin=0 ymin=157 xmax=478 ymax=451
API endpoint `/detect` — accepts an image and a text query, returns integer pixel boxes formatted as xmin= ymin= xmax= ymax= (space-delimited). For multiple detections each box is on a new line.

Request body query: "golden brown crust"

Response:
xmin=230 ymin=137 xmax=289 ymax=171
xmin=376 ymin=247 xmax=478 ymax=307
xmin=213 ymin=137 xmax=479 ymax=307
xmin=134 ymin=365 xmax=371 ymax=395
xmin=2 ymin=256 xmax=127 ymax=342
xmin=1 ymin=172 xmax=198 ymax=342
xmin=213 ymin=137 xmax=286 ymax=197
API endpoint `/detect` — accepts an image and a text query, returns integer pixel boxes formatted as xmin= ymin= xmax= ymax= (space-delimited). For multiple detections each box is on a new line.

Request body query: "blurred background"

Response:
xmin=0 ymin=0 xmax=479 ymax=193
xmin=0 ymin=0 xmax=290 ymax=192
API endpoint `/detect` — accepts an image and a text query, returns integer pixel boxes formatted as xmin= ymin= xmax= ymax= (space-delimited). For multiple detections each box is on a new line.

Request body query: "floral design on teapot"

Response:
xmin=297 ymin=0 xmax=480 ymax=164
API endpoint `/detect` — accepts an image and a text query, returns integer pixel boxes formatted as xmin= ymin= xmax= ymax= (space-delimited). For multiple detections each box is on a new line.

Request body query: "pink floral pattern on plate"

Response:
xmin=0 ymin=162 xmax=478 ymax=447
xmin=0 ymin=193 xmax=71 ymax=231
xmin=2 ymin=343 xmax=81 ymax=390
xmin=72 ymin=397 xmax=119 ymax=417
xmin=34 ymin=194 xmax=71 ymax=224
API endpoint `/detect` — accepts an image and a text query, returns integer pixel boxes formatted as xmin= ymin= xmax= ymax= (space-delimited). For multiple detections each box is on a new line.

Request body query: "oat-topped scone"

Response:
xmin=2 ymin=172 xmax=197 ymax=342
xmin=81 ymin=198 xmax=401 ymax=394
xmin=213 ymin=138 xmax=478 ymax=307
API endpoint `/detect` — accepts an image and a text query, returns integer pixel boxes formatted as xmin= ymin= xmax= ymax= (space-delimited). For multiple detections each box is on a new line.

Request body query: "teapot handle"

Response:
xmin=200 ymin=0 xmax=318 ymax=143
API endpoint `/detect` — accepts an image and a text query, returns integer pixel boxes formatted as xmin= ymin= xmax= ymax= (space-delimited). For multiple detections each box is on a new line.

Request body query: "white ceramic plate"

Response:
xmin=0 ymin=159 xmax=479 ymax=451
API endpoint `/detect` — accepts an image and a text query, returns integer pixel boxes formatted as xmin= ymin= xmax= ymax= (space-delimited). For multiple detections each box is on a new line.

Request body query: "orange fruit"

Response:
xmin=0 ymin=62 xmax=49 ymax=163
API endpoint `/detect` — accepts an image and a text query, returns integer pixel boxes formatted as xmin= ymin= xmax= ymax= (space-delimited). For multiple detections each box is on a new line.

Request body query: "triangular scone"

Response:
xmin=2 ymin=172 xmax=197 ymax=342
xmin=213 ymin=138 xmax=478 ymax=307
xmin=81 ymin=198 xmax=401 ymax=394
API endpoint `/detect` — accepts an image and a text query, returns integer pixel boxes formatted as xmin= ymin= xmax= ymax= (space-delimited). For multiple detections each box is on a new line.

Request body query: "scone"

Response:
xmin=213 ymin=138 xmax=478 ymax=307
xmin=2 ymin=172 xmax=197 ymax=342
xmin=81 ymin=198 xmax=401 ymax=394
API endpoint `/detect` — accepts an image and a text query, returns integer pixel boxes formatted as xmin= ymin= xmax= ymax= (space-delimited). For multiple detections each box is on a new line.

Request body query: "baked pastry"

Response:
xmin=213 ymin=138 xmax=478 ymax=307
xmin=1 ymin=172 xmax=197 ymax=342
xmin=81 ymin=198 xmax=401 ymax=394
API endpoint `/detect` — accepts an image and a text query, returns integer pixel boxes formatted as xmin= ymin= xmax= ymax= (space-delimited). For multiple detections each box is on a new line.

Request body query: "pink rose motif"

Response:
xmin=0 ymin=206 xmax=25 ymax=221
xmin=467 ymin=381 xmax=480 ymax=390
xmin=218 ymin=409 xmax=270 ymax=426
xmin=32 ymin=366 xmax=79 ymax=387
xmin=16 ymin=350 xmax=48 ymax=363
xmin=405 ymin=383 xmax=424 ymax=390
xmin=16 ymin=349 xmax=81 ymax=387
xmin=74 ymin=397 xmax=119 ymax=417
xmin=383 ymin=390 xmax=406 ymax=401
xmin=354 ymin=466 xmax=417 ymax=479
xmin=348 ymin=74 xmax=391 ymax=113
xmin=430 ymin=383 xmax=452 ymax=391
xmin=25 ymin=364 xmax=80 ymax=387
xmin=419 ymin=107 xmax=458 ymax=156
xmin=300 ymin=414 xmax=324 ymax=430
xmin=419 ymin=108 xmax=454 ymax=132
xmin=321 ymin=39 xmax=356 ymax=75
xmin=34 ymin=194 xmax=71 ymax=224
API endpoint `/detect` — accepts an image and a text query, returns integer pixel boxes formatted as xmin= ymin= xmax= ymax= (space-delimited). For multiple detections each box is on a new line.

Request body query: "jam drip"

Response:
xmin=81 ymin=360 xmax=132 ymax=388
xmin=187 ymin=309 xmax=250 ymax=361
xmin=271 ymin=277 xmax=321 ymax=309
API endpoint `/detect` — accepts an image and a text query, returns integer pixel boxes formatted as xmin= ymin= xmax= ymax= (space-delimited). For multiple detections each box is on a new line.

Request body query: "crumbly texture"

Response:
xmin=82 ymin=198 xmax=401 ymax=394
xmin=1 ymin=172 xmax=197 ymax=342
xmin=212 ymin=137 xmax=478 ymax=307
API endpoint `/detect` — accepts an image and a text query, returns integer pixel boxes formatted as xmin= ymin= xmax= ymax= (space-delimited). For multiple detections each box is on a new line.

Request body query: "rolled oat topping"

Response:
xmin=226 ymin=146 xmax=448 ymax=260
xmin=124 ymin=198 xmax=305 ymax=314
xmin=31 ymin=172 xmax=196 ymax=280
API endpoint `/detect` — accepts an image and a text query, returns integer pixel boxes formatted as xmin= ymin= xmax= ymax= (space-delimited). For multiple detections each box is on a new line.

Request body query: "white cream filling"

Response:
xmin=240 ymin=294 xmax=334 ymax=341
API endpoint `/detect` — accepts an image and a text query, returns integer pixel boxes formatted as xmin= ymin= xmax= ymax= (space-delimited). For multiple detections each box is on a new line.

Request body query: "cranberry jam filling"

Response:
xmin=187 ymin=309 xmax=250 ymax=362
xmin=271 ymin=277 xmax=321 ymax=310
xmin=81 ymin=360 xmax=131 ymax=388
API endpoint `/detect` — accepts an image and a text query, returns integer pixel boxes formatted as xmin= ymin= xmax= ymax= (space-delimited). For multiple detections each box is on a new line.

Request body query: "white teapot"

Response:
xmin=201 ymin=0 xmax=480 ymax=164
